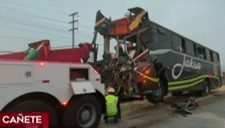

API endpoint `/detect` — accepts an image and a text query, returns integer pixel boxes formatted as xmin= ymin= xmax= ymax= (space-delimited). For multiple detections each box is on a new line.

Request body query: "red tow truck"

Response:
xmin=0 ymin=39 xmax=104 ymax=128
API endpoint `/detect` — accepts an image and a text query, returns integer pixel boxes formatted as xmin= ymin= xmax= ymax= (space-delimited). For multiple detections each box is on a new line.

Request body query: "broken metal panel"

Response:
xmin=128 ymin=7 xmax=146 ymax=15
xmin=95 ymin=7 xmax=160 ymax=96
xmin=104 ymin=36 xmax=110 ymax=53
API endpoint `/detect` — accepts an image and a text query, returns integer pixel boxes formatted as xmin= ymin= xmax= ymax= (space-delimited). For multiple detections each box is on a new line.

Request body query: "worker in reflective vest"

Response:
xmin=104 ymin=87 xmax=119 ymax=123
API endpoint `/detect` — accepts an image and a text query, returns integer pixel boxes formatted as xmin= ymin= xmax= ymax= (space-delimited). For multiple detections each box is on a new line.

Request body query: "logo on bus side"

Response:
xmin=172 ymin=55 xmax=202 ymax=79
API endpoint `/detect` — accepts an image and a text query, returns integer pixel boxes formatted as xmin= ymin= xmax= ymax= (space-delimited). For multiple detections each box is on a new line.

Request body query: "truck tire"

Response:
xmin=5 ymin=100 xmax=59 ymax=127
xmin=201 ymin=80 xmax=210 ymax=96
xmin=145 ymin=82 xmax=165 ymax=103
xmin=63 ymin=95 xmax=102 ymax=128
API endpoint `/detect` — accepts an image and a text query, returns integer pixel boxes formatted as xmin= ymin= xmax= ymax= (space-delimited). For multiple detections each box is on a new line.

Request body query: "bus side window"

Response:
xmin=197 ymin=47 xmax=206 ymax=59
xmin=186 ymin=40 xmax=195 ymax=56
xmin=181 ymin=39 xmax=186 ymax=53
xmin=217 ymin=53 xmax=220 ymax=62
xmin=193 ymin=44 xmax=197 ymax=57
xmin=172 ymin=35 xmax=181 ymax=52
xmin=210 ymin=51 xmax=214 ymax=62
xmin=205 ymin=49 xmax=211 ymax=61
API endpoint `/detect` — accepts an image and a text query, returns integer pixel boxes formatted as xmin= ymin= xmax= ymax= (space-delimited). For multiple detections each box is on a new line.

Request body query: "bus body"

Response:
xmin=93 ymin=7 xmax=222 ymax=102
xmin=149 ymin=22 xmax=222 ymax=94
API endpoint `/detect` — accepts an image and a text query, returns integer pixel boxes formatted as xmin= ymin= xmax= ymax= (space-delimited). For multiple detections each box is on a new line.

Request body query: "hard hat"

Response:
xmin=107 ymin=87 xmax=115 ymax=93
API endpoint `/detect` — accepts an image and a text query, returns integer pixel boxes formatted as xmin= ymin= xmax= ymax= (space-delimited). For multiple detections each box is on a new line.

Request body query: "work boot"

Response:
xmin=105 ymin=119 xmax=108 ymax=123
xmin=118 ymin=115 xmax=121 ymax=119
xmin=114 ymin=115 xmax=118 ymax=122
xmin=104 ymin=116 xmax=108 ymax=123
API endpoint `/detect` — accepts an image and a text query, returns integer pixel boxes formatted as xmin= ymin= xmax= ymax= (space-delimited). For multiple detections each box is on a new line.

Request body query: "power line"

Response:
xmin=0 ymin=0 xmax=96 ymax=23
xmin=0 ymin=5 xmax=67 ymax=24
xmin=0 ymin=1 xmax=97 ymax=32
xmin=79 ymin=16 xmax=95 ymax=22
xmin=0 ymin=12 xmax=69 ymax=31
xmin=0 ymin=23 xmax=71 ymax=39
xmin=0 ymin=0 xmax=68 ymax=16
xmin=79 ymin=24 xmax=93 ymax=29
xmin=0 ymin=9 xmax=94 ymax=32
xmin=0 ymin=35 xmax=71 ymax=42
xmin=0 ymin=21 xmax=96 ymax=42
xmin=0 ymin=9 xmax=69 ymax=29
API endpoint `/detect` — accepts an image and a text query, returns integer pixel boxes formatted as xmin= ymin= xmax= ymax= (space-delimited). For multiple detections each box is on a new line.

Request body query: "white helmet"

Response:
xmin=107 ymin=87 xmax=115 ymax=93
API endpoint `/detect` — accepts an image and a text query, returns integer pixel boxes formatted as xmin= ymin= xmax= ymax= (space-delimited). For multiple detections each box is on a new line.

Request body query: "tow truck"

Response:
xmin=0 ymin=40 xmax=105 ymax=128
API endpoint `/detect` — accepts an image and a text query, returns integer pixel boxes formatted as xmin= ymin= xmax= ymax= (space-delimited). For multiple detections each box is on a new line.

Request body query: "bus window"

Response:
xmin=172 ymin=35 xmax=181 ymax=52
xmin=213 ymin=52 xmax=220 ymax=62
xmin=205 ymin=49 xmax=211 ymax=61
xmin=210 ymin=51 xmax=214 ymax=62
xmin=217 ymin=53 xmax=220 ymax=62
xmin=186 ymin=40 xmax=194 ymax=56
xmin=193 ymin=43 xmax=197 ymax=57
xmin=181 ymin=39 xmax=186 ymax=53
xmin=197 ymin=47 xmax=206 ymax=59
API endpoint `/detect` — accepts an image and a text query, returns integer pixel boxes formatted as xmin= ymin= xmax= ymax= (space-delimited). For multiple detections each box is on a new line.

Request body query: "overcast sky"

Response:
xmin=0 ymin=0 xmax=224 ymax=70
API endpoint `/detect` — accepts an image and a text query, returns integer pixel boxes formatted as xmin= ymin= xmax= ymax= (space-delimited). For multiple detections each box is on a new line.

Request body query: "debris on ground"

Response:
xmin=170 ymin=97 xmax=200 ymax=117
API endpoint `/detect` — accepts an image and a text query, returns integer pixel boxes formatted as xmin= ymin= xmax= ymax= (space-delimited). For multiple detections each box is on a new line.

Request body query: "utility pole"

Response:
xmin=69 ymin=12 xmax=78 ymax=48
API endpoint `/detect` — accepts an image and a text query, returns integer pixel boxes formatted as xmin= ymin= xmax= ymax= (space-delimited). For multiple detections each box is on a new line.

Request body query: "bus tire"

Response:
xmin=201 ymin=80 xmax=210 ymax=96
xmin=63 ymin=95 xmax=102 ymax=128
xmin=145 ymin=82 xmax=165 ymax=103
xmin=5 ymin=100 xmax=59 ymax=127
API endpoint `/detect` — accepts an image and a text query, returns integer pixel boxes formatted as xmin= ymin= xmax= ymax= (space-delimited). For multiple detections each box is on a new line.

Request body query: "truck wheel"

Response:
xmin=63 ymin=95 xmax=102 ymax=128
xmin=201 ymin=80 xmax=210 ymax=96
xmin=145 ymin=82 xmax=165 ymax=103
xmin=5 ymin=100 xmax=59 ymax=127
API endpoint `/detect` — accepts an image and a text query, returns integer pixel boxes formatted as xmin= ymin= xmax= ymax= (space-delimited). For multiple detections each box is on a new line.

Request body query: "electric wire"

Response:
xmin=0 ymin=0 xmax=68 ymax=16
xmin=0 ymin=0 xmax=95 ymax=23
xmin=0 ymin=23 xmax=70 ymax=39
xmin=0 ymin=5 xmax=68 ymax=24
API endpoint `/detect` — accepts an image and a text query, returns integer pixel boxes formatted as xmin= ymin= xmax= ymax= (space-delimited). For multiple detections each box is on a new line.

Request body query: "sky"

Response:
xmin=0 ymin=0 xmax=224 ymax=70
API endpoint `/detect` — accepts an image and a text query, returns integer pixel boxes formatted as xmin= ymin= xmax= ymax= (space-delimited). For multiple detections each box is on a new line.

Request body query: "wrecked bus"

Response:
xmin=91 ymin=7 xmax=222 ymax=103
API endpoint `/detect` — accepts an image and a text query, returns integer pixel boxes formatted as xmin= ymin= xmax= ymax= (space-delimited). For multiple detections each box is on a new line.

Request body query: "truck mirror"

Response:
xmin=87 ymin=51 xmax=95 ymax=63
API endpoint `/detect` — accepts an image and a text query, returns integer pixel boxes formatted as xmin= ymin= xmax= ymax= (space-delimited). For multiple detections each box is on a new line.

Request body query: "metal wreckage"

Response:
xmin=91 ymin=7 xmax=167 ymax=103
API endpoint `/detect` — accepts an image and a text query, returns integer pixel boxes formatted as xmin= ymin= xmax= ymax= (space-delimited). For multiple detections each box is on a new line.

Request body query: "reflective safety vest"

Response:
xmin=105 ymin=94 xmax=118 ymax=117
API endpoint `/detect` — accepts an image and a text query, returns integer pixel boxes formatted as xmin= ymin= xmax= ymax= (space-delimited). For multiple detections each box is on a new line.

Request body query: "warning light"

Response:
xmin=39 ymin=62 xmax=45 ymax=67
xmin=143 ymin=80 xmax=147 ymax=86
xmin=145 ymin=69 xmax=150 ymax=74
xmin=143 ymin=80 xmax=147 ymax=83
xmin=61 ymin=100 xmax=68 ymax=106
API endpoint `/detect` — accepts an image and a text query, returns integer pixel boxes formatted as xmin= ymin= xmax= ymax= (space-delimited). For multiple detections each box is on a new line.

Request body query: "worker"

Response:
xmin=104 ymin=87 xmax=121 ymax=123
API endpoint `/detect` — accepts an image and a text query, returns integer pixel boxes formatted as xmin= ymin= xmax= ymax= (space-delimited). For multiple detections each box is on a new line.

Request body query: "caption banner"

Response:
xmin=0 ymin=112 xmax=49 ymax=127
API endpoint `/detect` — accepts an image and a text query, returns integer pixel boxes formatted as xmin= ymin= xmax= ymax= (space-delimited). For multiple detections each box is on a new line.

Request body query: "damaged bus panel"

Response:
xmin=94 ymin=7 xmax=165 ymax=103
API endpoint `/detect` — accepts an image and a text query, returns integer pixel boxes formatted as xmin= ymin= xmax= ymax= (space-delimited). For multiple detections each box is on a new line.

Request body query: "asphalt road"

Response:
xmin=98 ymin=85 xmax=225 ymax=128
xmin=151 ymin=94 xmax=225 ymax=128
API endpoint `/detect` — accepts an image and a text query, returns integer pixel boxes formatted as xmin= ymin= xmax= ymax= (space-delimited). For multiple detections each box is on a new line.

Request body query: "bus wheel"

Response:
xmin=5 ymin=100 xmax=59 ymax=127
xmin=63 ymin=95 xmax=102 ymax=128
xmin=146 ymin=82 xmax=165 ymax=103
xmin=201 ymin=80 xmax=210 ymax=96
